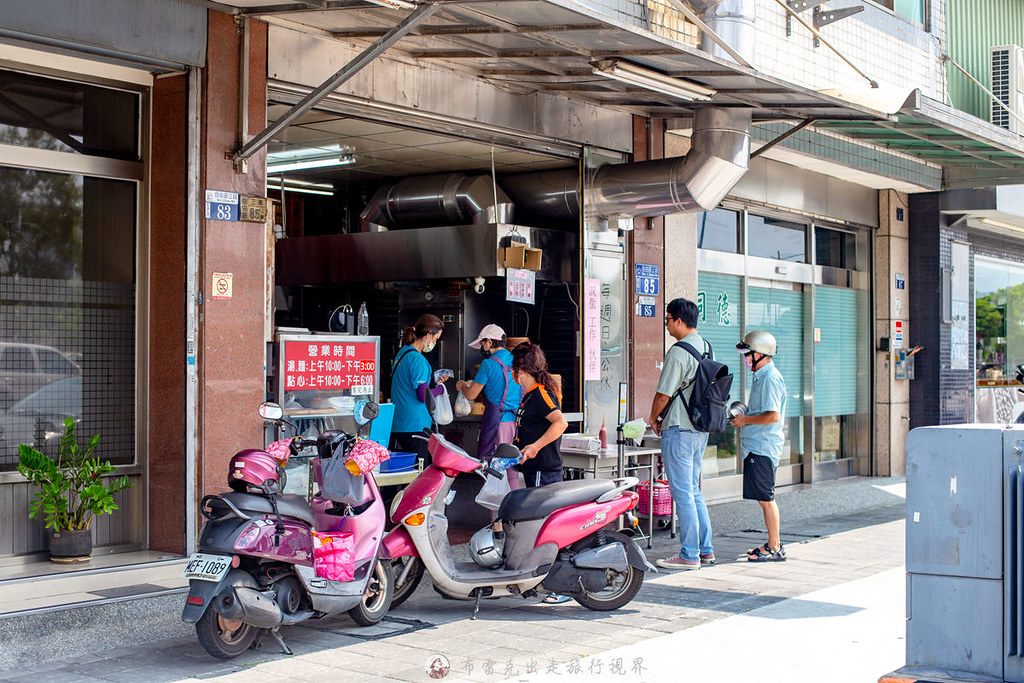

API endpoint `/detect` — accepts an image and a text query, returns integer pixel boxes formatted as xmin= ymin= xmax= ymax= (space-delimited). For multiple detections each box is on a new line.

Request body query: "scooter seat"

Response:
xmin=498 ymin=479 xmax=617 ymax=522
xmin=213 ymin=492 xmax=316 ymax=527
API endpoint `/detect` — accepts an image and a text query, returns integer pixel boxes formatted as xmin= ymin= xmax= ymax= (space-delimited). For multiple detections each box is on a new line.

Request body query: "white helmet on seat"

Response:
xmin=469 ymin=526 xmax=503 ymax=568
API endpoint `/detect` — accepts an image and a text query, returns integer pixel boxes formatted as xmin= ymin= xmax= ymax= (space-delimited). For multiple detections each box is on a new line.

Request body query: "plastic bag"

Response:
xmin=475 ymin=471 xmax=511 ymax=511
xmin=621 ymin=418 xmax=649 ymax=445
xmin=432 ymin=385 xmax=454 ymax=425
xmin=312 ymin=531 xmax=355 ymax=582
xmin=454 ymin=391 xmax=473 ymax=417
xmin=320 ymin=452 xmax=365 ymax=504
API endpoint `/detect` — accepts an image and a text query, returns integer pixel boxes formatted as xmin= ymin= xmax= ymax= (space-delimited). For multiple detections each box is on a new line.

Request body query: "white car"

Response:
xmin=0 ymin=376 xmax=81 ymax=468
xmin=0 ymin=342 xmax=81 ymax=410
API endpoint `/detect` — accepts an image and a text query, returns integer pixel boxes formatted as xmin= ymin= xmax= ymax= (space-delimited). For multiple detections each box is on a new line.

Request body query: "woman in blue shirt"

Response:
xmin=455 ymin=324 xmax=522 ymax=461
xmin=390 ymin=314 xmax=447 ymax=465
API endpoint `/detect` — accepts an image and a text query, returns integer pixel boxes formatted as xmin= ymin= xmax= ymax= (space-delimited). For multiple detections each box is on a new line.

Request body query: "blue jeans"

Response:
xmin=660 ymin=427 xmax=713 ymax=561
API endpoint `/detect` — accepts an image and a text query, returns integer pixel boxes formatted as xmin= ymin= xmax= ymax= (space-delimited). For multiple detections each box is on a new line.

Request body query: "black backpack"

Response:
xmin=670 ymin=341 xmax=733 ymax=433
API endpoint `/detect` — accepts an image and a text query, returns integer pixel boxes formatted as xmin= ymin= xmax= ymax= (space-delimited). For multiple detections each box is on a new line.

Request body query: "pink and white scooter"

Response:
xmin=382 ymin=434 xmax=655 ymax=616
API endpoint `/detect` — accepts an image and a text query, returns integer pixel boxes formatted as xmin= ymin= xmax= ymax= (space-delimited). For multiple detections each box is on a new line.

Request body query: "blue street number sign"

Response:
xmin=635 ymin=263 xmax=659 ymax=295
xmin=205 ymin=189 xmax=239 ymax=222
xmin=636 ymin=295 xmax=656 ymax=317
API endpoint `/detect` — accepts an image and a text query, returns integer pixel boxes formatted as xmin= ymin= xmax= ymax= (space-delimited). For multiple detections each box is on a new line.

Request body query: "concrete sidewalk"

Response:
xmin=518 ymin=564 xmax=905 ymax=683
xmin=0 ymin=476 xmax=908 ymax=682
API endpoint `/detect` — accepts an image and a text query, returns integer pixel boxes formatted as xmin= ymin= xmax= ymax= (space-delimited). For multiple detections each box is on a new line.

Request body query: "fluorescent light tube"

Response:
xmin=978 ymin=217 xmax=1024 ymax=232
xmin=592 ymin=59 xmax=716 ymax=102
xmin=268 ymin=184 xmax=334 ymax=196
xmin=366 ymin=0 xmax=417 ymax=9
xmin=267 ymin=154 xmax=356 ymax=174
xmin=268 ymin=179 xmax=335 ymax=196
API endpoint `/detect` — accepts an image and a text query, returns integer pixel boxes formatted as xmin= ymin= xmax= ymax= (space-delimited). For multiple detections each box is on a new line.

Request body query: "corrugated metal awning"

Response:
xmin=816 ymin=92 xmax=1024 ymax=189
xmin=217 ymin=0 xmax=895 ymax=123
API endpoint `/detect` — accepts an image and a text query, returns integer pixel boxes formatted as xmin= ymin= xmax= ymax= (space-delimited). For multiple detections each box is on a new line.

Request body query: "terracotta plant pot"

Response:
xmin=49 ymin=528 xmax=93 ymax=564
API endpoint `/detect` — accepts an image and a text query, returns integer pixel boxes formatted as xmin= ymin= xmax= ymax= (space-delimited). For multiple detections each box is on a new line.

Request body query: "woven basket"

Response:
xmin=637 ymin=479 xmax=673 ymax=517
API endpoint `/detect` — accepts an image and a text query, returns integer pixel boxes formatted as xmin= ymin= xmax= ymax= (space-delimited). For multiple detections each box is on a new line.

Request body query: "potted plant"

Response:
xmin=16 ymin=417 xmax=134 ymax=563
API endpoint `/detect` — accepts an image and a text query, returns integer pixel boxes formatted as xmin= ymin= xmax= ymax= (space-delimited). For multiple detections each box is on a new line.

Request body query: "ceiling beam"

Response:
xmin=333 ymin=22 xmax=604 ymax=38
xmin=233 ymin=2 xmax=440 ymax=166
xmin=406 ymin=48 xmax=678 ymax=59
xmin=878 ymin=121 xmax=1013 ymax=168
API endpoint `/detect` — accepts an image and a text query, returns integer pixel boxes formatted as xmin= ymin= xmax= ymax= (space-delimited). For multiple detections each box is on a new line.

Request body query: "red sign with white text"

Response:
xmin=283 ymin=340 xmax=376 ymax=393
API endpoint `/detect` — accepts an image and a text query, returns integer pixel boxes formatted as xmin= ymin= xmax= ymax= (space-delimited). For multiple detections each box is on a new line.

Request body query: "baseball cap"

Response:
xmin=468 ymin=324 xmax=506 ymax=349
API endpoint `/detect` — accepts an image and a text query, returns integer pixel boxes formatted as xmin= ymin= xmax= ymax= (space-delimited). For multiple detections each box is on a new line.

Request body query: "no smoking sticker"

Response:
xmin=212 ymin=272 xmax=233 ymax=300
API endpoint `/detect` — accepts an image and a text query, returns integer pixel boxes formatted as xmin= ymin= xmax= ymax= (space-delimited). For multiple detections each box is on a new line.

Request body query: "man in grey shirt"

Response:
xmin=648 ymin=298 xmax=714 ymax=570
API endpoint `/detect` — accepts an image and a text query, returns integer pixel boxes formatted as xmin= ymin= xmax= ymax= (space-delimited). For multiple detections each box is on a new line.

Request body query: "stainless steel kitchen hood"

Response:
xmin=275 ymin=223 xmax=575 ymax=286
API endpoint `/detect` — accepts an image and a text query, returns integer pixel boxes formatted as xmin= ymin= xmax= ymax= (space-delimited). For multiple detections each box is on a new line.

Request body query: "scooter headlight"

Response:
xmin=389 ymin=489 xmax=405 ymax=522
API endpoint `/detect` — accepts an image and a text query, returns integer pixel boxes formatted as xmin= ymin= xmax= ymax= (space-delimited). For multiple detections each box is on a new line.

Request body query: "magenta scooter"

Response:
xmin=181 ymin=402 xmax=392 ymax=660
xmin=383 ymin=434 xmax=655 ymax=617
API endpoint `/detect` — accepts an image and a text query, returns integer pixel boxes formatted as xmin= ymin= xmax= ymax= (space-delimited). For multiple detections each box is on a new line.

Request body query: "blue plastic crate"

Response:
xmin=380 ymin=451 xmax=417 ymax=473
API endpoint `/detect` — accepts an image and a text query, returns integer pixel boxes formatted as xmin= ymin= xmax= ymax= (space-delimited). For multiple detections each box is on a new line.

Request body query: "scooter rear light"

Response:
xmin=231 ymin=555 xmax=240 ymax=568
xmin=626 ymin=491 xmax=639 ymax=510
xmin=187 ymin=596 xmax=204 ymax=606
xmin=234 ymin=523 xmax=263 ymax=549
xmin=406 ymin=513 xmax=426 ymax=526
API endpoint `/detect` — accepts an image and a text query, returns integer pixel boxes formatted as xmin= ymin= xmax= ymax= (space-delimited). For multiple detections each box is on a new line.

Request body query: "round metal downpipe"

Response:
xmin=498 ymin=0 xmax=755 ymax=221
xmin=590 ymin=106 xmax=752 ymax=218
xmin=360 ymin=173 xmax=513 ymax=230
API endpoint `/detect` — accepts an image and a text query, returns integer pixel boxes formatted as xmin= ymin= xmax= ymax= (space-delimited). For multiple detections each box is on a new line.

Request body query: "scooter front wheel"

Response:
xmin=390 ymin=556 xmax=425 ymax=609
xmin=570 ymin=530 xmax=645 ymax=612
xmin=348 ymin=558 xmax=394 ymax=626
xmin=195 ymin=609 xmax=258 ymax=659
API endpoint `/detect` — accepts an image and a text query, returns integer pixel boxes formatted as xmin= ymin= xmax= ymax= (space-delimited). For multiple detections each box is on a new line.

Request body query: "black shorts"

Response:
xmin=742 ymin=453 xmax=777 ymax=501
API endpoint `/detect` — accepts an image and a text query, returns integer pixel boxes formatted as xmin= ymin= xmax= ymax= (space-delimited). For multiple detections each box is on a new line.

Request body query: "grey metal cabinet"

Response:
xmin=905 ymin=424 xmax=1024 ymax=682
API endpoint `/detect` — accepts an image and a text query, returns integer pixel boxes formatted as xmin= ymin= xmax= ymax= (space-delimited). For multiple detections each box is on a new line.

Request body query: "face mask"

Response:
xmin=743 ymin=354 xmax=753 ymax=370
xmin=423 ymin=340 xmax=436 ymax=353
xmin=480 ymin=349 xmax=492 ymax=358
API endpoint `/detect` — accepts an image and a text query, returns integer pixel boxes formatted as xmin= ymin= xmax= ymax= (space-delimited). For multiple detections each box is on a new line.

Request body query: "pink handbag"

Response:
xmin=312 ymin=531 xmax=355 ymax=582
xmin=345 ymin=439 xmax=390 ymax=475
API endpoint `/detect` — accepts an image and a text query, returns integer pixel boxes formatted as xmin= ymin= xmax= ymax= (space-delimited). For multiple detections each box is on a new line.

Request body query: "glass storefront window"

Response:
xmin=748 ymin=214 xmax=806 ymax=263
xmin=697 ymin=208 xmax=739 ymax=253
xmin=975 ymin=257 xmax=1024 ymax=381
xmin=815 ymin=226 xmax=857 ymax=269
xmin=748 ymin=285 xmax=805 ymax=466
xmin=812 ymin=286 xmax=870 ymax=463
xmin=0 ymin=167 xmax=136 ymax=472
xmin=0 ymin=70 xmax=139 ymax=159
xmin=695 ymin=272 xmax=742 ymax=478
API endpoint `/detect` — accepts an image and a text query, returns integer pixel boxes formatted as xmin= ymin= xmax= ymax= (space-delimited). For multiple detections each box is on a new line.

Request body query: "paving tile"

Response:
xmin=4 ymin=508 xmax=907 ymax=681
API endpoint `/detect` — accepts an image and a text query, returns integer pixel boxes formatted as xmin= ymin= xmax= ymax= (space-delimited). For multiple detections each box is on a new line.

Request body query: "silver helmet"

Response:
xmin=469 ymin=526 xmax=504 ymax=568
xmin=737 ymin=330 xmax=777 ymax=356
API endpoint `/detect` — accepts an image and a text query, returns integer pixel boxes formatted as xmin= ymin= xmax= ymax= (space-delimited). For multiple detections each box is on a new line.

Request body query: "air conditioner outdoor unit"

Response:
xmin=991 ymin=44 xmax=1024 ymax=134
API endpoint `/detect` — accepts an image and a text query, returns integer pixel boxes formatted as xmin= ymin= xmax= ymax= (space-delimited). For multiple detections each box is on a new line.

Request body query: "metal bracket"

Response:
xmin=812 ymin=5 xmax=864 ymax=46
xmin=785 ymin=0 xmax=827 ymax=36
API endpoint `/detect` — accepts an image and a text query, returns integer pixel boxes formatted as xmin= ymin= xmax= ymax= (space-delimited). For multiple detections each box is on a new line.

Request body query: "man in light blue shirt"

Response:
xmin=731 ymin=330 xmax=788 ymax=563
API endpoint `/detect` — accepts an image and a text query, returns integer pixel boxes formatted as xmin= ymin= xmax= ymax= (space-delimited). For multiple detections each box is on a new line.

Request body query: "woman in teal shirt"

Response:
xmin=390 ymin=314 xmax=448 ymax=465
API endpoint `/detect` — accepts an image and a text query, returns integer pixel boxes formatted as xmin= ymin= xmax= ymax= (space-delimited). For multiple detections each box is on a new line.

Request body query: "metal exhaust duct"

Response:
xmin=505 ymin=0 xmax=755 ymax=221
xmin=360 ymin=173 xmax=513 ymax=231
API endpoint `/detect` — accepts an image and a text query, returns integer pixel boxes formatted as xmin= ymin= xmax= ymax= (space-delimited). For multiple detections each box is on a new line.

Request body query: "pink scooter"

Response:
xmin=383 ymin=434 xmax=655 ymax=616
xmin=181 ymin=402 xmax=392 ymax=659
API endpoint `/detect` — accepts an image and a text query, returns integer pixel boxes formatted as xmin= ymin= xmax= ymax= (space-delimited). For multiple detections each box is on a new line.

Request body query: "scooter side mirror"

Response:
xmin=259 ymin=402 xmax=284 ymax=421
xmin=353 ymin=400 xmax=379 ymax=426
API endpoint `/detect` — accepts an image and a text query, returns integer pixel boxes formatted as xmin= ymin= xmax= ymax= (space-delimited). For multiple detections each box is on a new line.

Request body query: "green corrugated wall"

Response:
xmin=947 ymin=0 xmax=1024 ymax=121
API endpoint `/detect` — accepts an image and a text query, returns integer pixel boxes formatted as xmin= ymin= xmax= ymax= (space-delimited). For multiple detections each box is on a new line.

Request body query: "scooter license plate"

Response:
xmin=181 ymin=553 xmax=232 ymax=582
